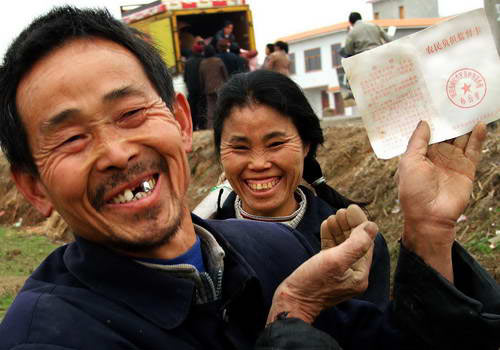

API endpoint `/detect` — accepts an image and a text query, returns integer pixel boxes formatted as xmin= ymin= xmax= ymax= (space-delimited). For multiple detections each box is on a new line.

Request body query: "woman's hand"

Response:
xmin=267 ymin=205 xmax=377 ymax=324
xmin=397 ymin=121 xmax=487 ymax=282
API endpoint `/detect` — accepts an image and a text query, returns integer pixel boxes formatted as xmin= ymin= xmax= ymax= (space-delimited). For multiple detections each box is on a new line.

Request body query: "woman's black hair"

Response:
xmin=213 ymin=70 xmax=361 ymax=210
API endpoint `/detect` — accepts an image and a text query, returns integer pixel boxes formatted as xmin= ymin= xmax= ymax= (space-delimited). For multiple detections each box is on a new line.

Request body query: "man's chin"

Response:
xmin=104 ymin=214 xmax=182 ymax=254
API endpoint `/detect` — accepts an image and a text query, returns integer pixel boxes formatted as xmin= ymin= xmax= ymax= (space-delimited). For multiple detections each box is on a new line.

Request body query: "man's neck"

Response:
xmin=154 ymin=207 xmax=197 ymax=260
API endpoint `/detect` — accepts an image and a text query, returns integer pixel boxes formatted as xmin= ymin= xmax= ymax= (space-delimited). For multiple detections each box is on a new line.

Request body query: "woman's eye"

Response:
xmin=269 ymin=141 xmax=284 ymax=147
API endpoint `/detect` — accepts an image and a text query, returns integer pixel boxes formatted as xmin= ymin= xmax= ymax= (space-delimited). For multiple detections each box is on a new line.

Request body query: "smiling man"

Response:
xmin=0 ymin=6 xmax=499 ymax=350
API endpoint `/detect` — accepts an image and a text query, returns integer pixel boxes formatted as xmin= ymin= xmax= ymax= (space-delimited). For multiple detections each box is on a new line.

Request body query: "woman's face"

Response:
xmin=220 ymin=104 xmax=309 ymax=217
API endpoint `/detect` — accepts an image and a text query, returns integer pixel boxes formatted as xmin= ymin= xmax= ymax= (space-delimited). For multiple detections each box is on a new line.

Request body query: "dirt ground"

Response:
xmin=0 ymin=122 xmax=498 ymax=281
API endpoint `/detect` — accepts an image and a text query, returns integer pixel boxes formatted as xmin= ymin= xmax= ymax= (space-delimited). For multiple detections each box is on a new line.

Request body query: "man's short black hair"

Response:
xmin=349 ymin=12 xmax=362 ymax=25
xmin=223 ymin=20 xmax=233 ymax=28
xmin=0 ymin=6 xmax=175 ymax=175
xmin=274 ymin=41 xmax=289 ymax=53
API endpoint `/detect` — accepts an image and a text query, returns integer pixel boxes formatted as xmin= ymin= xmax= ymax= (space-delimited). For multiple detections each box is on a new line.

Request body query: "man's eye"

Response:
xmin=63 ymin=135 xmax=84 ymax=144
xmin=122 ymin=108 xmax=144 ymax=119
xmin=233 ymin=145 xmax=249 ymax=150
xmin=118 ymin=108 xmax=147 ymax=128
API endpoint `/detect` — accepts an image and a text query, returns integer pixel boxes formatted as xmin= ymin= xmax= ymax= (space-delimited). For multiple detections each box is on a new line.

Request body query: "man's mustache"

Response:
xmin=90 ymin=159 xmax=167 ymax=210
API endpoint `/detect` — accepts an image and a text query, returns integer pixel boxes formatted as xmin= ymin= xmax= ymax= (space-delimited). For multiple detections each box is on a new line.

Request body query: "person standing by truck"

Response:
xmin=183 ymin=37 xmax=205 ymax=130
xmin=199 ymin=45 xmax=228 ymax=128
xmin=213 ymin=20 xmax=236 ymax=48
xmin=264 ymin=41 xmax=291 ymax=76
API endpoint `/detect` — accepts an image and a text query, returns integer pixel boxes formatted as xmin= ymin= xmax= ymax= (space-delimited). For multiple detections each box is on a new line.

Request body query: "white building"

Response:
xmin=279 ymin=17 xmax=444 ymax=118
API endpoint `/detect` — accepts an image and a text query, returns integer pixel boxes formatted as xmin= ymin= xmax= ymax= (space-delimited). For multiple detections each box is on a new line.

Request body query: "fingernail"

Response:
xmin=365 ymin=222 xmax=378 ymax=235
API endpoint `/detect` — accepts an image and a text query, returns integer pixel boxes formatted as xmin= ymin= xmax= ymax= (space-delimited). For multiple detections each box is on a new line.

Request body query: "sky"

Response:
xmin=0 ymin=0 xmax=485 ymax=62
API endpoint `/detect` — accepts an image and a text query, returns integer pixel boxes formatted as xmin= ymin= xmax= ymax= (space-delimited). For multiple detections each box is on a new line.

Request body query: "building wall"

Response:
xmin=373 ymin=0 xmax=438 ymax=19
xmin=288 ymin=31 xmax=346 ymax=90
xmin=288 ymin=26 xmax=427 ymax=117
xmin=303 ymin=88 xmax=324 ymax=117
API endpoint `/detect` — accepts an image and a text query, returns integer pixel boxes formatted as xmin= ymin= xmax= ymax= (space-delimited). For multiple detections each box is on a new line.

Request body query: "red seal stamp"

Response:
xmin=446 ymin=68 xmax=487 ymax=108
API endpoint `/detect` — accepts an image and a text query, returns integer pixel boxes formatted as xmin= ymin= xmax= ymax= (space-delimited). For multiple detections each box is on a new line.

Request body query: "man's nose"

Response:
xmin=95 ymin=133 xmax=138 ymax=172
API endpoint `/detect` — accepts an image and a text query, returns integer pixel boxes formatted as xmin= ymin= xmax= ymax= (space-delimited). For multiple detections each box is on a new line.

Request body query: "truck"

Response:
xmin=121 ymin=0 xmax=256 ymax=79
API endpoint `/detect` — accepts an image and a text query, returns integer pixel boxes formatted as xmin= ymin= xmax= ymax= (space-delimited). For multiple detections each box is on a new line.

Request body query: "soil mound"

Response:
xmin=1 ymin=124 xmax=498 ymax=280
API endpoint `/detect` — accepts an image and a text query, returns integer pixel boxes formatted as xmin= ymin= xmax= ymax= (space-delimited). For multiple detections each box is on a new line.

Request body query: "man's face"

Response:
xmin=15 ymin=38 xmax=193 ymax=254
xmin=224 ymin=24 xmax=234 ymax=35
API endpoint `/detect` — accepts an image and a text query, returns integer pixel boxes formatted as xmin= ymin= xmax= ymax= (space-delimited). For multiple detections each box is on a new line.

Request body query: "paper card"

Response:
xmin=342 ymin=8 xmax=500 ymax=159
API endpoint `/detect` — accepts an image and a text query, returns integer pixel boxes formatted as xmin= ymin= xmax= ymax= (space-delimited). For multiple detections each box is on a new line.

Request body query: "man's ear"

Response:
xmin=11 ymin=169 xmax=53 ymax=217
xmin=173 ymin=93 xmax=193 ymax=153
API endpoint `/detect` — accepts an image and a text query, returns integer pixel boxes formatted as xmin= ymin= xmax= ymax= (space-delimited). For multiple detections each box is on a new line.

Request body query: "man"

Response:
xmin=344 ymin=12 xmax=391 ymax=57
xmin=212 ymin=20 xmax=236 ymax=49
xmin=183 ymin=37 xmax=205 ymax=130
xmin=216 ymin=38 xmax=240 ymax=75
xmin=0 ymin=6 xmax=499 ymax=350
xmin=264 ymin=41 xmax=291 ymax=76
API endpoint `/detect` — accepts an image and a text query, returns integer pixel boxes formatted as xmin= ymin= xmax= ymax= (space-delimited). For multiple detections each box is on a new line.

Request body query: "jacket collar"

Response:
xmin=63 ymin=215 xmax=256 ymax=330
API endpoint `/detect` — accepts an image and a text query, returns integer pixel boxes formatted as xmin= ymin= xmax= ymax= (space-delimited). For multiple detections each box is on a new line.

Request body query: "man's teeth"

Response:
xmin=112 ymin=177 xmax=156 ymax=204
xmin=249 ymin=179 xmax=278 ymax=191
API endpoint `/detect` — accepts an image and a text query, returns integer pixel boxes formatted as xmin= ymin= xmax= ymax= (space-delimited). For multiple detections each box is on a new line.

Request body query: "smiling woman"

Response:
xmin=211 ymin=70 xmax=391 ymax=307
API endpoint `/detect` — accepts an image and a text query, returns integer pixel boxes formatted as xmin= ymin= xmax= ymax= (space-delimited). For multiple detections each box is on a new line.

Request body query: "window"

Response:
xmin=374 ymin=12 xmax=380 ymax=19
xmin=331 ymin=43 xmax=342 ymax=67
xmin=289 ymin=52 xmax=296 ymax=75
xmin=304 ymin=48 xmax=321 ymax=72
xmin=399 ymin=6 xmax=405 ymax=19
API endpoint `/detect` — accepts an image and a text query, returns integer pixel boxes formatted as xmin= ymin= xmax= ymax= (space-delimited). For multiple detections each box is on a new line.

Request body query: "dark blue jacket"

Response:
xmin=216 ymin=186 xmax=391 ymax=308
xmin=1 ymin=215 xmax=499 ymax=349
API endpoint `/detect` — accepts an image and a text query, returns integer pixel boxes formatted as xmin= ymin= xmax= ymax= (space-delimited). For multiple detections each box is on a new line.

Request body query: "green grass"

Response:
xmin=0 ymin=227 xmax=60 ymax=319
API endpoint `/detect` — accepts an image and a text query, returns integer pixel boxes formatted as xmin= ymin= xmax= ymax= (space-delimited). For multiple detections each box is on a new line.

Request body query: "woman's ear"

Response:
xmin=303 ymin=143 xmax=311 ymax=158
xmin=11 ymin=169 xmax=53 ymax=217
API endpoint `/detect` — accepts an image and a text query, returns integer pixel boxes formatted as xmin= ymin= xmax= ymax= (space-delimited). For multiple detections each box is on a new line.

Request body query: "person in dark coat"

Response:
xmin=230 ymin=42 xmax=249 ymax=74
xmin=183 ymin=37 xmax=205 ymax=130
xmin=212 ymin=20 xmax=236 ymax=49
xmin=216 ymin=38 xmax=240 ymax=75
xmin=1 ymin=7 xmax=500 ymax=350
xmin=199 ymin=45 xmax=228 ymax=128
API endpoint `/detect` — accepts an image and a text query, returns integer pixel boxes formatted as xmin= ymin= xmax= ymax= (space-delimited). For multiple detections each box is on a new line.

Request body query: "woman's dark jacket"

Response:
xmin=216 ymin=185 xmax=391 ymax=308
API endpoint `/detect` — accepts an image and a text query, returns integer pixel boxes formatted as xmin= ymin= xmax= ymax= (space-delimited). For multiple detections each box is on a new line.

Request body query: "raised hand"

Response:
xmin=267 ymin=205 xmax=377 ymax=324
xmin=397 ymin=121 xmax=487 ymax=282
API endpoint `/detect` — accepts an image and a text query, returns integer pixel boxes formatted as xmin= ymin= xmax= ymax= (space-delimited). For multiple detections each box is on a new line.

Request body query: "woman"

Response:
xmin=212 ymin=70 xmax=390 ymax=307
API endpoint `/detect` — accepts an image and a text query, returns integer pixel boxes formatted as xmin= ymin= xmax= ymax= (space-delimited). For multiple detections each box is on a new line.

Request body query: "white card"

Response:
xmin=342 ymin=8 xmax=500 ymax=159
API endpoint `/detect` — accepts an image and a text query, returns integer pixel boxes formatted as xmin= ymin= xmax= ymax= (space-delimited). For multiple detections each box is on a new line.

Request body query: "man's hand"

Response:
xmin=398 ymin=121 xmax=487 ymax=282
xmin=267 ymin=205 xmax=378 ymax=324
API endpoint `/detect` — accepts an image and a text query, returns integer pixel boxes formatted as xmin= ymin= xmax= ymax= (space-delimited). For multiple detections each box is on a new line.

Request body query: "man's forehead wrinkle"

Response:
xmin=103 ymin=85 xmax=148 ymax=103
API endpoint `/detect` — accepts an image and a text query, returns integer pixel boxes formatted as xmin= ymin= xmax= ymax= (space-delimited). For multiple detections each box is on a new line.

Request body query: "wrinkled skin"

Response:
xmin=13 ymin=38 xmax=196 ymax=259
xmin=398 ymin=121 xmax=486 ymax=282
xmin=220 ymin=104 xmax=309 ymax=217
xmin=268 ymin=205 xmax=377 ymax=324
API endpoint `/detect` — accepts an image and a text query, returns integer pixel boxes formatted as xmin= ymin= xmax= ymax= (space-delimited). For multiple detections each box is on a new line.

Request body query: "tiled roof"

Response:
xmin=278 ymin=17 xmax=448 ymax=43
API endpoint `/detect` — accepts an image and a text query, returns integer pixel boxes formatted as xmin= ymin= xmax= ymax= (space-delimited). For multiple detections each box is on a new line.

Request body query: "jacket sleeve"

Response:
xmin=344 ymin=34 xmax=355 ymax=57
xmin=378 ymin=25 xmax=391 ymax=43
xmin=255 ymin=317 xmax=343 ymax=350
xmin=393 ymin=242 xmax=500 ymax=350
